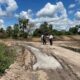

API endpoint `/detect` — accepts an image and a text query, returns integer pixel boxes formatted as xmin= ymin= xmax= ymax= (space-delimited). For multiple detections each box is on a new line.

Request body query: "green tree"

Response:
xmin=39 ymin=22 xmax=50 ymax=35
xmin=19 ymin=18 xmax=29 ymax=32
xmin=6 ymin=26 xmax=13 ymax=37
xmin=49 ymin=24 xmax=53 ymax=34
xmin=0 ymin=28 xmax=5 ymax=33
xmin=33 ymin=29 xmax=41 ymax=37
xmin=69 ymin=26 xmax=78 ymax=34
xmin=12 ymin=24 xmax=19 ymax=39
xmin=33 ymin=22 xmax=54 ymax=36
xmin=28 ymin=23 xmax=35 ymax=36
xmin=19 ymin=18 xmax=30 ymax=38
xmin=0 ymin=28 xmax=6 ymax=38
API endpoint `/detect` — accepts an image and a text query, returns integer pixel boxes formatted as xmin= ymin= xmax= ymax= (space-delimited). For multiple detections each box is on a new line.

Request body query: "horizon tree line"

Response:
xmin=0 ymin=19 xmax=80 ymax=39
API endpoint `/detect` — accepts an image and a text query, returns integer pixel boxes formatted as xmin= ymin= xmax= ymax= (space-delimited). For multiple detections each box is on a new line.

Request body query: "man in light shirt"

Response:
xmin=78 ymin=28 xmax=80 ymax=34
xmin=49 ymin=34 xmax=53 ymax=45
xmin=41 ymin=34 xmax=46 ymax=45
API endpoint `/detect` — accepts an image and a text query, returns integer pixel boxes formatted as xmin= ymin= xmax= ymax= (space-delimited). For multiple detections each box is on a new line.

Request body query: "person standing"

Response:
xmin=41 ymin=34 xmax=46 ymax=45
xmin=49 ymin=34 xmax=53 ymax=45
xmin=78 ymin=28 xmax=80 ymax=34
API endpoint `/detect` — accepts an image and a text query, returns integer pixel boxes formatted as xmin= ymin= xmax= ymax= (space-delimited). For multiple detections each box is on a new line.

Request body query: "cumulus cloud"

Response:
xmin=73 ymin=12 xmax=80 ymax=26
xmin=0 ymin=0 xmax=18 ymax=17
xmin=75 ymin=11 xmax=80 ymax=20
xmin=34 ymin=2 xmax=69 ymax=30
xmin=69 ymin=4 xmax=75 ymax=9
xmin=36 ymin=2 xmax=67 ymax=18
xmin=0 ymin=19 xmax=5 ymax=28
xmin=0 ymin=8 xmax=6 ymax=16
xmin=15 ymin=9 xmax=33 ymax=20
xmin=36 ymin=3 xmax=57 ymax=17
xmin=14 ymin=1 xmax=80 ymax=31
xmin=35 ymin=2 xmax=80 ymax=30
xmin=31 ymin=17 xmax=73 ymax=31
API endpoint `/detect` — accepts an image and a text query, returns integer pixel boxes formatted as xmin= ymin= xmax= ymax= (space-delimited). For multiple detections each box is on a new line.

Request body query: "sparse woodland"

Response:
xmin=0 ymin=19 xmax=80 ymax=39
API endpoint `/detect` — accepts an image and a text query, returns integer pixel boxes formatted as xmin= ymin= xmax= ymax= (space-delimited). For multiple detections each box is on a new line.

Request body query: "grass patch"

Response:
xmin=0 ymin=43 xmax=16 ymax=75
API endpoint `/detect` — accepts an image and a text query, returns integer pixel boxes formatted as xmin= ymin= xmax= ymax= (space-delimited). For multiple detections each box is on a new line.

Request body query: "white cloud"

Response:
xmin=0 ymin=8 xmax=6 ymax=16
xmin=33 ymin=2 xmax=70 ymax=30
xmin=75 ymin=11 xmax=80 ymax=20
xmin=14 ymin=2 xmax=80 ymax=31
xmin=36 ymin=3 xmax=57 ymax=17
xmin=36 ymin=2 xmax=67 ymax=19
xmin=0 ymin=0 xmax=18 ymax=17
xmin=73 ymin=12 xmax=80 ymax=26
xmin=0 ymin=19 xmax=5 ymax=28
xmin=15 ymin=9 xmax=32 ymax=19
xmin=6 ymin=0 xmax=18 ymax=12
xmin=17 ymin=11 xmax=30 ymax=19
xmin=31 ymin=17 xmax=73 ymax=31
xmin=69 ymin=4 xmax=75 ymax=9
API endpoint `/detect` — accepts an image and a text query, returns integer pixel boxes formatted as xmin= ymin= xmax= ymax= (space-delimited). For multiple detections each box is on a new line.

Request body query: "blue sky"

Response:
xmin=0 ymin=0 xmax=80 ymax=30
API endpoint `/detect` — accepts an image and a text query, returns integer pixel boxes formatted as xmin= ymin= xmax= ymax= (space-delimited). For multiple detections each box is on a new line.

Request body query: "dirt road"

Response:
xmin=0 ymin=41 xmax=80 ymax=80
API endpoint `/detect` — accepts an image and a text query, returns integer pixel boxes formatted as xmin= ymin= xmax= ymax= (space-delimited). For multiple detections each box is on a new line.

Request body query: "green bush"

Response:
xmin=0 ymin=43 xmax=16 ymax=75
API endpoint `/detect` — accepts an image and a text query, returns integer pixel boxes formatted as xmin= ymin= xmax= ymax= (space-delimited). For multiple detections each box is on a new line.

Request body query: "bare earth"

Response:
xmin=0 ymin=40 xmax=80 ymax=80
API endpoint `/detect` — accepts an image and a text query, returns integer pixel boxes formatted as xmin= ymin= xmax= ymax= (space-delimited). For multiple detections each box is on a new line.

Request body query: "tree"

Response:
xmin=0 ymin=28 xmax=6 ymax=38
xmin=12 ymin=24 xmax=19 ymax=39
xmin=28 ymin=22 xmax=35 ymax=35
xmin=6 ymin=26 xmax=13 ymax=37
xmin=0 ymin=28 xmax=5 ymax=33
xmin=49 ymin=24 xmax=53 ymax=34
xmin=69 ymin=26 xmax=78 ymax=34
xmin=33 ymin=29 xmax=41 ymax=37
xmin=33 ymin=22 xmax=53 ymax=37
xmin=19 ymin=18 xmax=30 ymax=38
xmin=49 ymin=24 xmax=53 ymax=30
xmin=39 ymin=22 xmax=50 ymax=35
xmin=19 ymin=18 xmax=29 ymax=32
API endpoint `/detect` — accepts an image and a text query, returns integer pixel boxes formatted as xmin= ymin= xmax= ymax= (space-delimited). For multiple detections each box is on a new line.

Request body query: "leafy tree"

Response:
xmin=52 ymin=29 xmax=62 ymax=35
xmin=28 ymin=23 xmax=34 ymax=35
xmin=48 ymin=24 xmax=53 ymax=34
xmin=19 ymin=18 xmax=30 ymax=38
xmin=0 ymin=28 xmax=7 ymax=38
xmin=12 ymin=24 xmax=19 ymax=39
xmin=39 ymin=22 xmax=51 ymax=35
xmin=69 ymin=27 xmax=78 ymax=34
xmin=6 ymin=26 xmax=13 ymax=37
xmin=33 ymin=29 xmax=41 ymax=37
xmin=33 ymin=22 xmax=54 ymax=36
xmin=19 ymin=18 xmax=29 ymax=32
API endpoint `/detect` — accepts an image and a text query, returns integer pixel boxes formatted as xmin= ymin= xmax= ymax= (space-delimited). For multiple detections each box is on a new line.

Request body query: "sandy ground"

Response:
xmin=0 ymin=40 xmax=80 ymax=80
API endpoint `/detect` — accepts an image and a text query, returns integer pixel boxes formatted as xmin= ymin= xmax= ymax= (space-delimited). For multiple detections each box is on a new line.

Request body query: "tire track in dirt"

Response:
xmin=0 ymin=42 xmax=80 ymax=80
xmin=51 ymin=53 xmax=80 ymax=80
xmin=17 ymin=42 xmax=80 ymax=80
xmin=27 ymin=43 xmax=80 ymax=80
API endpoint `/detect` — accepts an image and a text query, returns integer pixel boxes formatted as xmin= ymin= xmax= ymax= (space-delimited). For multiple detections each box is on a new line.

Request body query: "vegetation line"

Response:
xmin=0 ymin=18 xmax=80 ymax=39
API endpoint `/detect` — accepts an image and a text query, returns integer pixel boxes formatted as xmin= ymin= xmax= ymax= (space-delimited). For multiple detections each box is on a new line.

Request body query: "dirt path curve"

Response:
xmin=0 ymin=41 xmax=80 ymax=80
xmin=26 ymin=42 xmax=80 ymax=79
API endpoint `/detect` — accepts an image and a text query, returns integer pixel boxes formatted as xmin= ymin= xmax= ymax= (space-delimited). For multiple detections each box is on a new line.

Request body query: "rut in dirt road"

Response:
xmin=26 ymin=45 xmax=62 ymax=70
xmin=0 ymin=42 xmax=80 ymax=80
xmin=26 ymin=44 xmax=80 ymax=80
